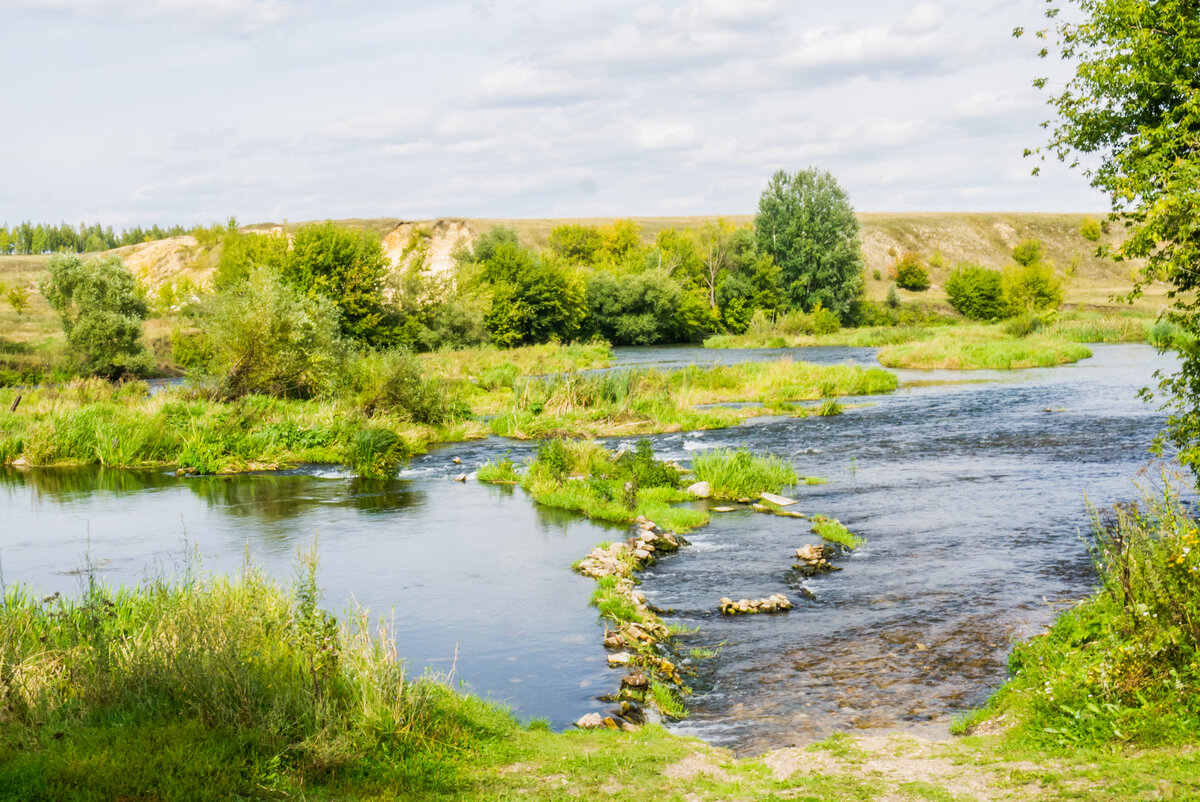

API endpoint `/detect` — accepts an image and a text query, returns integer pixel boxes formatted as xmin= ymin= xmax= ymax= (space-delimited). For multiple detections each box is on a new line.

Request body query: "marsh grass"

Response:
xmin=877 ymin=334 xmax=1092 ymax=370
xmin=491 ymin=360 xmax=896 ymax=440
xmin=690 ymin=448 xmax=797 ymax=501
xmin=477 ymin=456 xmax=522 ymax=483
xmin=0 ymin=548 xmax=518 ymax=799
xmin=966 ymin=485 xmax=1200 ymax=751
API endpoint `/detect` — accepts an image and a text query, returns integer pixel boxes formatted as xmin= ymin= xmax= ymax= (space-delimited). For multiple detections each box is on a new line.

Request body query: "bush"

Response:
xmin=586 ymin=270 xmax=683 ymax=345
xmin=1080 ymin=216 xmax=1103 ymax=241
xmin=945 ymin=261 xmax=1008 ymax=320
xmin=1003 ymin=261 xmax=1064 ymax=313
xmin=350 ymin=349 xmax=465 ymax=425
xmin=39 ymin=254 xmax=153 ymax=379
xmin=1011 ymin=238 xmax=1046 ymax=267
xmin=196 ymin=264 xmax=346 ymax=399
xmin=894 ymin=252 xmax=930 ymax=291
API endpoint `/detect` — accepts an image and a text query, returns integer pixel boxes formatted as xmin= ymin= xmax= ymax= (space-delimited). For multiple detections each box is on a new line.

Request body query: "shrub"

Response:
xmin=350 ymin=349 xmax=464 ymax=425
xmin=196 ymin=264 xmax=346 ymax=399
xmin=1003 ymin=261 xmax=1064 ymax=313
xmin=809 ymin=304 xmax=841 ymax=334
xmin=1011 ymin=238 xmax=1045 ymax=267
xmin=1080 ymin=216 xmax=1102 ymax=241
xmin=894 ymin=252 xmax=930 ymax=291
xmin=945 ymin=261 xmax=1008 ymax=320
xmin=38 ymin=254 xmax=153 ymax=379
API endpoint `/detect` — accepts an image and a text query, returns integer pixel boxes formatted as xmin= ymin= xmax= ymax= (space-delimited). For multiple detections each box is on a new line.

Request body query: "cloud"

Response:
xmin=633 ymin=120 xmax=699 ymax=151
xmin=472 ymin=63 xmax=601 ymax=107
xmin=0 ymin=0 xmax=296 ymax=34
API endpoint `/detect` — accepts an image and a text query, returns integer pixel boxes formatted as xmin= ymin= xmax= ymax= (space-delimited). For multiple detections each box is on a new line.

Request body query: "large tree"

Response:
xmin=39 ymin=254 xmax=152 ymax=379
xmin=754 ymin=168 xmax=864 ymax=321
xmin=1020 ymin=1 xmax=1200 ymax=470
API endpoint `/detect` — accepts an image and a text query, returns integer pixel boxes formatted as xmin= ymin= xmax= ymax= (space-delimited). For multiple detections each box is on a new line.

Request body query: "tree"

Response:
xmin=199 ymin=264 xmax=345 ymax=399
xmin=283 ymin=222 xmax=392 ymax=345
xmin=39 ymin=254 xmax=152 ymax=378
xmin=946 ymin=262 xmax=1008 ymax=320
xmin=754 ymin=168 xmax=864 ymax=321
xmin=1020 ymin=1 xmax=1200 ymax=467
xmin=585 ymin=270 xmax=682 ymax=345
xmin=470 ymin=227 xmax=586 ymax=347
xmin=894 ymin=252 xmax=930 ymax=291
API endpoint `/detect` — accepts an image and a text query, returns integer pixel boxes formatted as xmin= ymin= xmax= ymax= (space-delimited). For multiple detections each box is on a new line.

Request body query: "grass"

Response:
xmin=962 ymin=481 xmax=1200 ymax=750
xmin=0 ymin=546 xmax=519 ymax=800
xmin=690 ymin=447 xmax=797 ymax=501
xmin=877 ymin=333 xmax=1092 ymax=370
xmin=477 ymin=455 xmax=521 ymax=483
xmin=488 ymin=359 xmax=898 ymax=439
xmin=811 ymin=515 xmax=864 ymax=549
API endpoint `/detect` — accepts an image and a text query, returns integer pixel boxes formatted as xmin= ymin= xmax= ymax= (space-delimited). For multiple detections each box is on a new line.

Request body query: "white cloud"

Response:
xmin=781 ymin=23 xmax=943 ymax=72
xmin=473 ymin=63 xmax=600 ymax=106
xmin=634 ymin=120 xmax=699 ymax=151
xmin=900 ymin=2 xmax=945 ymax=34
xmin=1 ymin=0 xmax=296 ymax=34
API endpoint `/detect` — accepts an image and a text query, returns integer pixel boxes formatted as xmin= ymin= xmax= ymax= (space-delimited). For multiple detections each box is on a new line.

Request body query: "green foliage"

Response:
xmin=1011 ymin=238 xmax=1046 ymax=267
xmin=477 ymin=456 xmax=521 ymax=483
xmin=810 ymin=515 xmax=863 ymax=549
xmin=1022 ymin=1 xmax=1200 ymax=474
xmin=754 ymin=168 xmax=865 ymax=322
xmin=4 ymin=285 xmax=30 ymax=315
xmin=349 ymin=349 xmax=464 ymax=425
xmin=196 ymin=264 xmax=345 ymax=399
xmin=1147 ymin=319 xmax=1196 ymax=350
xmin=690 ymin=448 xmax=796 ymax=500
xmin=877 ymin=335 xmax=1091 ymax=370
xmin=1080 ymin=216 xmax=1103 ymax=241
xmin=212 ymin=227 xmax=289 ymax=289
xmin=284 ymin=222 xmax=392 ymax=344
xmin=886 ymin=284 xmax=900 ymax=309
xmin=894 ymin=252 xmax=930 ymax=291
xmin=0 ymin=553 xmax=517 ymax=799
xmin=1002 ymin=260 xmax=1064 ymax=312
xmin=980 ymin=486 xmax=1200 ymax=749
xmin=471 ymin=228 xmax=586 ymax=347
xmin=586 ymin=270 xmax=683 ymax=345
xmin=38 ymin=254 xmax=152 ymax=379
xmin=349 ymin=426 xmax=406 ymax=478
xmin=547 ymin=223 xmax=604 ymax=265
xmin=945 ymin=261 xmax=1009 ymax=320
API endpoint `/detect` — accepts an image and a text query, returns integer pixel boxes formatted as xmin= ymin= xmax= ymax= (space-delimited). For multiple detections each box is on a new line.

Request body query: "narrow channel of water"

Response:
xmin=0 ymin=343 xmax=1176 ymax=750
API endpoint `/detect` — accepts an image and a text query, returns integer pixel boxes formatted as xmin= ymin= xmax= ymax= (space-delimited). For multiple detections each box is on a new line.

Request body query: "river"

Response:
xmin=0 ymin=343 xmax=1176 ymax=753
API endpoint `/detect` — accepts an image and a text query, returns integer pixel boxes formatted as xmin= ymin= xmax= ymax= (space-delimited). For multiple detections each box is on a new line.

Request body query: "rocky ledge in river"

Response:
xmin=719 ymin=593 xmax=794 ymax=615
xmin=792 ymin=543 xmax=842 ymax=576
xmin=572 ymin=515 xmax=690 ymax=726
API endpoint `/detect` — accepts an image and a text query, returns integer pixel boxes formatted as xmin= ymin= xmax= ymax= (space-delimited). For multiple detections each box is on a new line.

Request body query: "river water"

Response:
xmin=0 ymin=344 xmax=1176 ymax=753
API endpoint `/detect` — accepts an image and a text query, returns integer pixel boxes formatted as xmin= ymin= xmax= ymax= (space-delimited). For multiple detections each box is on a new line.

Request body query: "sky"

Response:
xmin=0 ymin=0 xmax=1105 ymax=227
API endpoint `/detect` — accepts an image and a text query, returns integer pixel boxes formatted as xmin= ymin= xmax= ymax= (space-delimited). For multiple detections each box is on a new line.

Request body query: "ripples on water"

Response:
xmin=0 ymin=343 xmax=1178 ymax=752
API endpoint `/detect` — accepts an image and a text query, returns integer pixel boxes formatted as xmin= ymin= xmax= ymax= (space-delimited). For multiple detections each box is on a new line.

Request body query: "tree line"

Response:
xmin=0 ymin=221 xmax=192 ymax=255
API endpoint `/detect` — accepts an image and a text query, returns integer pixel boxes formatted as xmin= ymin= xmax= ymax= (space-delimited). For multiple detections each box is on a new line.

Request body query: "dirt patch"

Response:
xmin=664 ymin=751 xmax=731 ymax=782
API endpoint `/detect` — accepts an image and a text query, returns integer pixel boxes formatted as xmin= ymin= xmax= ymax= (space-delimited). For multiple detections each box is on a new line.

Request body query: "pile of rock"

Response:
xmin=719 ymin=593 xmax=793 ymax=615
xmin=575 ymin=542 xmax=631 ymax=580
xmin=627 ymin=516 xmax=682 ymax=565
xmin=793 ymin=543 xmax=841 ymax=576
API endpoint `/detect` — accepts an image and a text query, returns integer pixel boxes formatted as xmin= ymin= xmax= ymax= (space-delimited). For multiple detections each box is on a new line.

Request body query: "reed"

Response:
xmin=690 ymin=448 xmax=797 ymax=501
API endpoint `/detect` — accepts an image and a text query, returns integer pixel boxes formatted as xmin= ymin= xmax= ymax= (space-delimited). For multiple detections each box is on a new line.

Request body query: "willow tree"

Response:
xmin=1019 ymin=1 xmax=1200 ymax=469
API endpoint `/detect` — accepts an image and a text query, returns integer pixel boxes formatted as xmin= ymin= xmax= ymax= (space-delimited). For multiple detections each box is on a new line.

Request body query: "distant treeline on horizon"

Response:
xmin=0 ymin=221 xmax=193 ymax=255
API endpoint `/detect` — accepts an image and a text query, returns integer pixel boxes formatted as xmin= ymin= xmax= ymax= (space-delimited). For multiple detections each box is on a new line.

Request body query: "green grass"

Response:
xmin=488 ymin=359 xmax=897 ymax=440
xmin=877 ymin=335 xmax=1092 ymax=370
xmin=690 ymin=448 xmax=797 ymax=501
xmin=811 ymin=515 xmax=864 ymax=549
xmin=477 ymin=456 xmax=521 ymax=483
xmin=965 ymin=483 xmax=1200 ymax=750
xmin=0 ymin=547 xmax=519 ymax=800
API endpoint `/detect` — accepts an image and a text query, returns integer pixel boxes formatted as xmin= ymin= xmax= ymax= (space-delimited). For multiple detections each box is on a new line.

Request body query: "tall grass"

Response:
xmin=690 ymin=448 xmax=797 ymax=500
xmin=963 ymin=483 xmax=1200 ymax=749
xmin=877 ymin=337 xmax=1092 ymax=370
xmin=0 ymin=549 xmax=517 ymax=799
xmin=491 ymin=360 xmax=897 ymax=439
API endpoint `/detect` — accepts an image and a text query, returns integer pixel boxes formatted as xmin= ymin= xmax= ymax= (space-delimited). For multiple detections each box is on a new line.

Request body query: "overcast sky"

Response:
xmin=0 ymin=0 xmax=1103 ymax=227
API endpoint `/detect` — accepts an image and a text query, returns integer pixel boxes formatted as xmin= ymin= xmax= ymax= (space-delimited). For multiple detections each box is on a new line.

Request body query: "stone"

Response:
xmin=603 ymin=717 xmax=620 ymax=730
xmin=453 ymin=473 xmax=467 ymax=482
xmin=712 ymin=506 xmax=737 ymax=513
xmin=632 ymin=548 xmax=651 ymax=561
xmin=451 ymin=456 xmax=462 ymax=464
xmin=686 ymin=481 xmax=712 ymax=499
xmin=575 ymin=713 xmax=604 ymax=729
xmin=761 ymin=492 xmax=798 ymax=507
xmin=622 ymin=672 xmax=649 ymax=689
xmin=607 ymin=652 xmax=633 ymax=666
